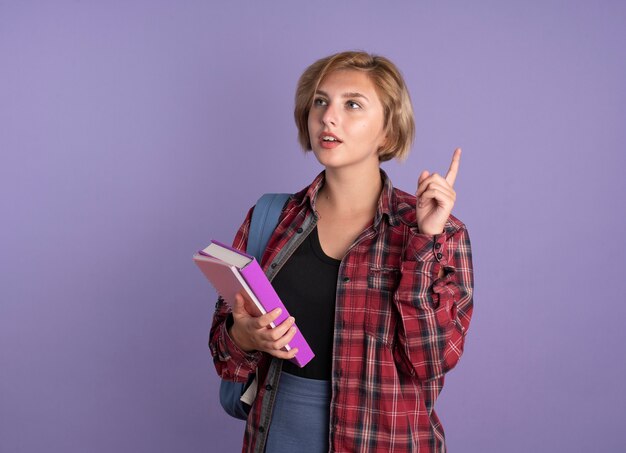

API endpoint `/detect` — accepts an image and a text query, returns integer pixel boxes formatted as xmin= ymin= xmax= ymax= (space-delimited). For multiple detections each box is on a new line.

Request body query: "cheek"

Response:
xmin=307 ymin=113 xmax=321 ymax=148
xmin=365 ymin=115 xmax=386 ymax=142
xmin=357 ymin=123 xmax=385 ymax=148
xmin=357 ymin=120 xmax=380 ymax=139
xmin=307 ymin=112 xmax=317 ymax=133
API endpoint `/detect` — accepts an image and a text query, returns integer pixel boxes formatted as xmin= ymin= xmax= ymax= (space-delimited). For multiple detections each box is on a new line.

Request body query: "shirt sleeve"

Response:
xmin=392 ymin=224 xmax=474 ymax=382
xmin=208 ymin=206 xmax=263 ymax=382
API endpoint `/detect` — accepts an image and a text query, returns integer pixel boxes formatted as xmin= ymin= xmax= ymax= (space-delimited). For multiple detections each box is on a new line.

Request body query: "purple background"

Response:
xmin=2 ymin=1 xmax=625 ymax=452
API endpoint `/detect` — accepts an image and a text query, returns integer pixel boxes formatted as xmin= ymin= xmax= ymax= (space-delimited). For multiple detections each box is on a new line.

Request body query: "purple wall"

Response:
xmin=2 ymin=1 xmax=625 ymax=451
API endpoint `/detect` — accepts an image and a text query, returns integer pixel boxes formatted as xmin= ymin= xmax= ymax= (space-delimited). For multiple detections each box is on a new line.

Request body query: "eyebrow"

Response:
xmin=315 ymin=89 xmax=370 ymax=102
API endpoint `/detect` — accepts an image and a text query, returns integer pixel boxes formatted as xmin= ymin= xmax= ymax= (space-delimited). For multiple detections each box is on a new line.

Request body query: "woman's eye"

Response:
xmin=347 ymin=101 xmax=361 ymax=109
xmin=314 ymin=98 xmax=327 ymax=106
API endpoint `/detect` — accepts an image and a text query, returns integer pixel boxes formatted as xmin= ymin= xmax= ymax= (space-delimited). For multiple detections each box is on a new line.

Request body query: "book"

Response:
xmin=193 ymin=240 xmax=315 ymax=368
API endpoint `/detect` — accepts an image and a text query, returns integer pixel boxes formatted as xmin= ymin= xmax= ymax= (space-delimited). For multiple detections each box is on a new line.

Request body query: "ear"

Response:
xmin=377 ymin=143 xmax=392 ymax=162
xmin=377 ymin=132 xmax=390 ymax=155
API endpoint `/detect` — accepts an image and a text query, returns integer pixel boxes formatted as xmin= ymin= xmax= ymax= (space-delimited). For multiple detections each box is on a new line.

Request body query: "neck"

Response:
xmin=317 ymin=165 xmax=383 ymax=215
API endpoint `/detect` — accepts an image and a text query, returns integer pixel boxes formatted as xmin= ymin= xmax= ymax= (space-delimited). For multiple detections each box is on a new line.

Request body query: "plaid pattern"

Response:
xmin=209 ymin=170 xmax=474 ymax=452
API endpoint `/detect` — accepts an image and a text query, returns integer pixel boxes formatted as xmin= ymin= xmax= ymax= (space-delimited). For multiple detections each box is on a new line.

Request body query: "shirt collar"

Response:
xmin=296 ymin=169 xmax=400 ymax=228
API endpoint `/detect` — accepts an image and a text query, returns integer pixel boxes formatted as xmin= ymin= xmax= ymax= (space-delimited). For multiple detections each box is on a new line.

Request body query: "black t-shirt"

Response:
xmin=271 ymin=226 xmax=340 ymax=380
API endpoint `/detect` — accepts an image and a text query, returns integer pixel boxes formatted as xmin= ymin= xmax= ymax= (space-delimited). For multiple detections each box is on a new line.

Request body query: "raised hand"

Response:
xmin=228 ymin=292 xmax=299 ymax=360
xmin=415 ymin=148 xmax=461 ymax=236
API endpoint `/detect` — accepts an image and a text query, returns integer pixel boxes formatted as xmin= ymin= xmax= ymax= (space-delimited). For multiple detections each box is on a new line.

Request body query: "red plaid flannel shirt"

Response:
xmin=210 ymin=170 xmax=474 ymax=452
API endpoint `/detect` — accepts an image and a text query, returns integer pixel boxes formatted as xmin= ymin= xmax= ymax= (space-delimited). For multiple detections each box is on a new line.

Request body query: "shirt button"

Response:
xmin=297 ymin=227 xmax=303 ymax=233
xmin=265 ymin=384 xmax=273 ymax=391
xmin=343 ymin=277 xmax=350 ymax=283
xmin=271 ymin=263 xmax=277 ymax=268
xmin=259 ymin=426 xmax=265 ymax=433
xmin=436 ymin=253 xmax=443 ymax=260
xmin=434 ymin=242 xmax=441 ymax=250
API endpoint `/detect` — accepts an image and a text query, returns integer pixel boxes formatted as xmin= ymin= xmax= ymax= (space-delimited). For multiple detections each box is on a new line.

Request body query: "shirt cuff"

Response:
xmin=216 ymin=315 xmax=262 ymax=378
xmin=404 ymin=228 xmax=449 ymax=267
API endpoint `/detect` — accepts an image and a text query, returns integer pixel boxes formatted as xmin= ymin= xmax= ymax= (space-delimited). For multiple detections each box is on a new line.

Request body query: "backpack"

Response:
xmin=219 ymin=193 xmax=290 ymax=420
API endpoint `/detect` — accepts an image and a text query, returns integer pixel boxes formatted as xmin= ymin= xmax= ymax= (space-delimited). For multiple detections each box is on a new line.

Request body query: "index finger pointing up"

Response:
xmin=445 ymin=148 xmax=462 ymax=187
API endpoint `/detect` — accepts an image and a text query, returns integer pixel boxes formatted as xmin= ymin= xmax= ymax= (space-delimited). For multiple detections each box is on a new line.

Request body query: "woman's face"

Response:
xmin=307 ymin=69 xmax=387 ymax=172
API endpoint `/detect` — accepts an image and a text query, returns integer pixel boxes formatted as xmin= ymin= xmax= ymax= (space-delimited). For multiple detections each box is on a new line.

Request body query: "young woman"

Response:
xmin=209 ymin=51 xmax=474 ymax=453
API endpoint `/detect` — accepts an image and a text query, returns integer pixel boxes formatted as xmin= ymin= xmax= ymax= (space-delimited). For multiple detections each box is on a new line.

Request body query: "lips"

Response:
xmin=319 ymin=132 xmax=342 ymax=142
xmin=318 ymin=132 xmax=342 ymax=149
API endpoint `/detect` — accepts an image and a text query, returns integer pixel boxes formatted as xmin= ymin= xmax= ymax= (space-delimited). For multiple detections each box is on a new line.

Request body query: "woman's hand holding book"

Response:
xmin=228 ymin=292 xmax=300 ymax=360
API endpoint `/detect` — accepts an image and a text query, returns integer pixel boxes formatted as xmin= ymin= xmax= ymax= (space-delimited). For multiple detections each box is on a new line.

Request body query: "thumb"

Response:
xmin=418 ymin=170 xmax=429 ymax=184
xmin=232 ymin=293 xmax=247 ymax=317
xmin=417 ymin=170 xmax=430 ymax=192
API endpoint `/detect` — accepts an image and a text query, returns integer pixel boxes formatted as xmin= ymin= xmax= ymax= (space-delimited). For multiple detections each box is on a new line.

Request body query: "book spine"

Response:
xmin=239 ymin=259 xmax=315 ymax=368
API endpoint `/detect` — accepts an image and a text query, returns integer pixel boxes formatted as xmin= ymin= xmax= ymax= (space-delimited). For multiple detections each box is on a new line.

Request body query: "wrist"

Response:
xmin=227 ymin=322 xmax=255 ymax=353
xmin=418 ymin=227 xmax=443 ymax=236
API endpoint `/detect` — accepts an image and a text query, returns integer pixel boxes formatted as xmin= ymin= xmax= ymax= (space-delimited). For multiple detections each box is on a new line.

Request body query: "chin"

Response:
xmin=312 ymin=151 xmax=343 ymax=168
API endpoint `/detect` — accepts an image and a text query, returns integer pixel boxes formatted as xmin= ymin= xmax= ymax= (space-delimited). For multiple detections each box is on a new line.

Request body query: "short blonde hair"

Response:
xmin=294 ymin=51 xmax=415 ymax=162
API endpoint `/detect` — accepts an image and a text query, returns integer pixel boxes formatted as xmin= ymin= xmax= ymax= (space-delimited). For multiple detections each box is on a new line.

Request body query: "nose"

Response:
xmin=321 ymin=102 xmax=338 ymax=127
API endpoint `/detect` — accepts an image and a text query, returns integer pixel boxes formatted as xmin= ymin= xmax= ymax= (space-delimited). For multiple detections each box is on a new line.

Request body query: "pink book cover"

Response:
xmin=193 ymin=240 xmax=315 ymax=368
